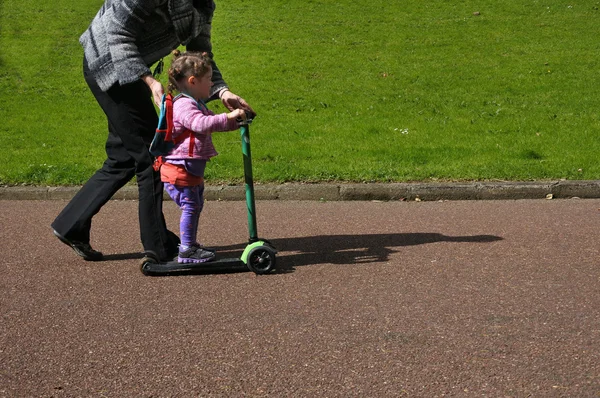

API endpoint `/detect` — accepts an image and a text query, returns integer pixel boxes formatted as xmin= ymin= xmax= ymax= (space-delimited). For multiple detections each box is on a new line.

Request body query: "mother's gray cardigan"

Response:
xmin=80 ymin=0 xmax=227 ymax=98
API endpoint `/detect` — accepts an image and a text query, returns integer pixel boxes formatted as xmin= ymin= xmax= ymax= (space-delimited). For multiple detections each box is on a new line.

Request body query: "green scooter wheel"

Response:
xmin=246 ymin=246 xmax=276 ymax=275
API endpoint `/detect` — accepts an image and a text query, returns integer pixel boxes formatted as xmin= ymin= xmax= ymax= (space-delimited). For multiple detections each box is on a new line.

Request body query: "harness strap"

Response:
xmin=172 ymin=129 xmax=195 ymax=157
xmin=164 ymin=94 xmax=174 ymax=142
xmin=188 ymin=134 xmax=195 ymax=157
xmin=171 ymin=93 xmax=204 ymax=158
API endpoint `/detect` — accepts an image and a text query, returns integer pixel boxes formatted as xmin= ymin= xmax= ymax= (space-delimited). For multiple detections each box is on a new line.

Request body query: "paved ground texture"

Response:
xmin=1 ymin=199 xmax=599 ymax=397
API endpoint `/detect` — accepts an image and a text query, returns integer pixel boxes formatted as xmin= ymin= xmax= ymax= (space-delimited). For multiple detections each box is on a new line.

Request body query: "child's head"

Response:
xmin=167 ymin=50 xmax=213 ymax=100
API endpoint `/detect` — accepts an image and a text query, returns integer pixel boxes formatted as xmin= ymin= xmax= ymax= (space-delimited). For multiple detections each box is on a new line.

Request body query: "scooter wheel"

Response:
xmin=247 ymin=246 xmax=276 ymax=275
xmin=140 ymin=261 xmax=154 ymax=276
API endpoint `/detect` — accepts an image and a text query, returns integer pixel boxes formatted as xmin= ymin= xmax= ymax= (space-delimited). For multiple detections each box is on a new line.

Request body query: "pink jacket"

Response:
xmin=165 ymin=95 xmax=239 ymax=161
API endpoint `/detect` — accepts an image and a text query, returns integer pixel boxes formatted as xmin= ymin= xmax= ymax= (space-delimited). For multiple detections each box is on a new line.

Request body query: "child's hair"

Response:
xmin=167 ymin=50 xmax=212 ymax=93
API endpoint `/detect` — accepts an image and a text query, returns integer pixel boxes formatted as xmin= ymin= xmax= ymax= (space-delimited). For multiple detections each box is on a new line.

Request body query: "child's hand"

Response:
xmin=227 ymin=108 xmax=247 ymax=122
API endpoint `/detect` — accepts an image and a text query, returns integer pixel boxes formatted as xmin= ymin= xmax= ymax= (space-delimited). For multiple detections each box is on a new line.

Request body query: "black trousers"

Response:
xmin=52 ymin=59 xmax=178 ymax=259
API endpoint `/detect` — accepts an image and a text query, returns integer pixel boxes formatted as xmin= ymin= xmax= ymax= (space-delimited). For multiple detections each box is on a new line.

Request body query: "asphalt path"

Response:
xmin=1 ymin=199 xmax=599 ymax=396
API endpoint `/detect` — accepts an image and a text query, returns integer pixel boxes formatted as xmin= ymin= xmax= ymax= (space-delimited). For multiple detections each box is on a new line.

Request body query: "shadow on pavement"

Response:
xmin=103 ymin=252 xmax=146 ymax=261
xmin=272 ymin=233 xmax=503 ymax=271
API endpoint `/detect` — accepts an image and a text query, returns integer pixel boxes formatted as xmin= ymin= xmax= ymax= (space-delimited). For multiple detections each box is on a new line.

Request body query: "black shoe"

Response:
xmin=53 ymin=229 xmax=103 ymax=261
xmin=142 ymin=231 xmax=183 ymax=264
xmin=143 ymin=249 xmax=178 ymax=264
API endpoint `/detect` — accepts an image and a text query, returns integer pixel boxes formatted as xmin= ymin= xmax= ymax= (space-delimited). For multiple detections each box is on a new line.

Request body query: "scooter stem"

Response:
xmin=240 ymin=124 xmax=258 ymax=241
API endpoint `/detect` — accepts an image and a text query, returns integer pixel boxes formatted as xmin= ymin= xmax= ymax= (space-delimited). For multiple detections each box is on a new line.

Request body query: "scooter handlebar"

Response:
xmin=237 ymin=110 xmax=256 ymax=125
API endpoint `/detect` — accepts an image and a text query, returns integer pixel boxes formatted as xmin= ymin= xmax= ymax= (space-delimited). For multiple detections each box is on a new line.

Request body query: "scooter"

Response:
xmin=141 ymin=112 xmax=277 ymax=276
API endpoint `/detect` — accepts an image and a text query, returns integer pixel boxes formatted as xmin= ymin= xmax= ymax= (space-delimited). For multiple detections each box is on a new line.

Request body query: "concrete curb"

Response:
xmin=1 ymin=180 xmax=600 ymax=201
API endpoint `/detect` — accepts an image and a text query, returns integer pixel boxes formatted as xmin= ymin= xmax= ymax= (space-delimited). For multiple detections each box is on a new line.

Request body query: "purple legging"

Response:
xmin=164 ymin=183 xmax=205 ymax=248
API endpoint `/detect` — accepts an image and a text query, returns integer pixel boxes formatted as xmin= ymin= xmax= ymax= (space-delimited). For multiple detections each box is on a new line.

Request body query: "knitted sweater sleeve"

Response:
xmin=173 ymin=97 xmax=239 ymax=136
xmin=105 ymin=0 xmax=161 ymax=85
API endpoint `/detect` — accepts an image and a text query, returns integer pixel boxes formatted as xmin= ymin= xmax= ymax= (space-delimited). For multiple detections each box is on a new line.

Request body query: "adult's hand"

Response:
xmin=220 ymin=90 xmax=254 ymax=114
xmin=141 ymin=74 xmax=165 ymax=108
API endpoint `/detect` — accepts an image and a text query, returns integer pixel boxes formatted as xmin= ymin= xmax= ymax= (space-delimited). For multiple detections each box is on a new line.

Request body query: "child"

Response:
xmin=162 ymin=51 xmax=248 ymax=263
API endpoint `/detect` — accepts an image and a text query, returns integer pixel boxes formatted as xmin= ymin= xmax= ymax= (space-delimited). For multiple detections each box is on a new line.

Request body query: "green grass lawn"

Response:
xmin=1 ymin=0 xmax=599 ymax=185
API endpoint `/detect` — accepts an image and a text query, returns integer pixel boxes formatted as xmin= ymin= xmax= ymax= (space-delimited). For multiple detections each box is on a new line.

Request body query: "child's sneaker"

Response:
xmin=191 ymin=242 xmax=216 ymax=254
xmin=178 ymin=246 xmax=216 ymax=264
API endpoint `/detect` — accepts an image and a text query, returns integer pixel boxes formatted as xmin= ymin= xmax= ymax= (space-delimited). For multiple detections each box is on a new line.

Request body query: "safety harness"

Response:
xmin=150 ymin=93 xmax=199 ymax=171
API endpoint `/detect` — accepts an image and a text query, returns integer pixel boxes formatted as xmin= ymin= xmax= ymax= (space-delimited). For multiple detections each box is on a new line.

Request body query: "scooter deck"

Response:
xmin=141 ymin=256 xmax=246 ymax=276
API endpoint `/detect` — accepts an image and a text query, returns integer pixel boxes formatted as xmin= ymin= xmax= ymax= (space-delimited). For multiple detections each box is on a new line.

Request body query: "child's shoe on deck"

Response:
xmin=191 ymin=242 xmax=216 ymax=254
xmin=178 ymin=246 xmax=216 ymax=264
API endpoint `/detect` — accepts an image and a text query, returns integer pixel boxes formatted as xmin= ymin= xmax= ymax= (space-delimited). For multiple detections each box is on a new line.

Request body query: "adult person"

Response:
xmin=51 ymin=0 xmax=253 ymax=263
